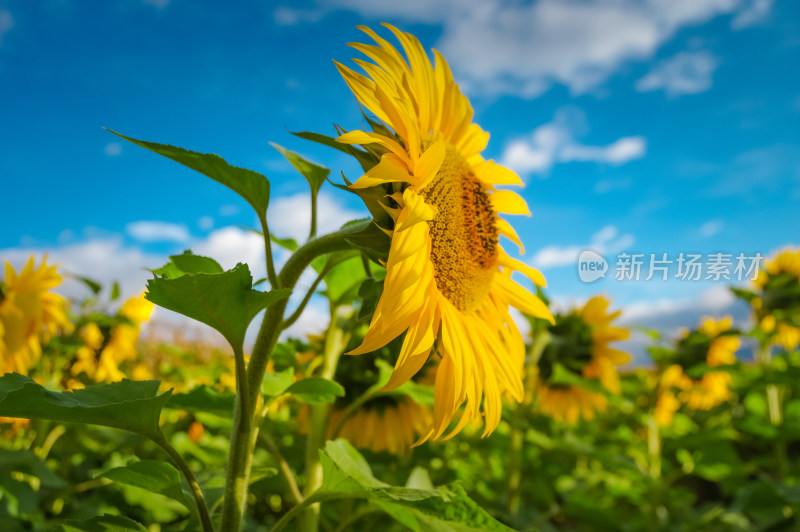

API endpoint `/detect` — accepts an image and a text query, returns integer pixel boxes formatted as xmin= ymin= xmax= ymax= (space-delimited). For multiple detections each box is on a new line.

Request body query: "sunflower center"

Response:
xmin=419 ymin=145 xmax=498 ymax=312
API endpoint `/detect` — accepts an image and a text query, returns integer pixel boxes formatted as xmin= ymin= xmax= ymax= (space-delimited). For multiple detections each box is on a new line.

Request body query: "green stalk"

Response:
xmin=302 ymin=303 xmax=348 ymax=532
xmin=756 ymin=342 xmax=787 ymax=477
xmin=154 ymin=434 xmax=214 ymax=532
xmin=309 ymin=189 xmax=318 ymax=240
xmin=272 ymin=493 xmax=365 ymax=532
xmin=219 ymin=234 xmax=353 ymax=532
xmin=259 ymin=213 xmax=280 ymax=289
xmin=507 ymin=417 xmax=524 ymax=517
xmin=646 ymin=414 xmax=662 ymax=478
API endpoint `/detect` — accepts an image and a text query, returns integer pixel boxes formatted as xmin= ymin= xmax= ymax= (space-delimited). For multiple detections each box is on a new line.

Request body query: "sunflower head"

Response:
xmin=653 ymin=316 xmax=740 ymax=427
xmin=329 ymin=24 xmax=553 ymax=441
xmin=534 ymin=295 xmax=630 ymax=423
xmin=746 ymin=247 xmax=800 ymax=351
xmin=0 ymin=256 xmax=72 ymax=376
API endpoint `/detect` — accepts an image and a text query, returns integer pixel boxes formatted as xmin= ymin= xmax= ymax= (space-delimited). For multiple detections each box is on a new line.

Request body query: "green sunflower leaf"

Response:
xmin=100 ymin=460 xmax=194 ymax=512
xmin=168 ymin=251 xmax=224 ymax=275
xmin=285 ymin=377 xmax=345 ymax=404
xmin=61 ymin=515 xmax=148 ymax=532
xmin=0 ymin=374 xmax=170 ymax=441
xmin=107 ymin=129 xmax=270 ymax=216
xmin=270 ymin=142 xmax=330 ymax=196
xmin=318 ymin=440 xmax=514 ymax=532
xmin=166 ymin=385 xmax=235 ymax=418
xmin=145 ymin=262 xmax=291 ymax=353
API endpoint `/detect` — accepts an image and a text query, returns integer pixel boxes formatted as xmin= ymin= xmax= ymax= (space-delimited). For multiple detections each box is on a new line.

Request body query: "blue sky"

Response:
xmin=1 ymin=0 xmax=799 ymax=358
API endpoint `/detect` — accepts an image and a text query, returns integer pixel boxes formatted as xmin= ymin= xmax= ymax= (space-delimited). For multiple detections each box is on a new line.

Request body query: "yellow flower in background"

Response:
xmin=0 ymin=256 xmax=71 ymax=375
xmin=69 ymin=293 xmax=154 ymax=385
xmin=336 ymin=24 xmax=553 ymax=441
xmin=328 ymin=398 xmax=432 ymax=456
xmin=535 ymin=295 xmax=630 ymax=423
xmin=654 ymin=316 xmax=740 ymax=427
xmin=751 ymin=246 xmax=800 ymax=351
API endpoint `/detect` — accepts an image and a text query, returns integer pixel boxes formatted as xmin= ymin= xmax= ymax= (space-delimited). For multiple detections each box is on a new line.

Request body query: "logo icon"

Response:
xmin=578 ymin=250 xmax=608 ymax=283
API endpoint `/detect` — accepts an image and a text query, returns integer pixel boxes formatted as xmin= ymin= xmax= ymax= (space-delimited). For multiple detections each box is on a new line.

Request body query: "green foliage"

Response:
xmin=270 ymin=143 xmax=330 ymax=196
xmin=108 ymin=130 xmax=270 ymax=217
xmin=146 ymin=261 xmax=290 ymax=353
xmin=285 ymin=378 xmax=345 ymax=405
xmin=0 ymin=374 xmax=170 ymax=440
xmin=167 ymin=385 xmax=235 ymax=418
xmin=61 ymin=515 xmax=148 ymax=531
xmin=318 ymin=440 xmax=515 ymax=531
xmin=100 ymin=460 xmax=194 ymax=511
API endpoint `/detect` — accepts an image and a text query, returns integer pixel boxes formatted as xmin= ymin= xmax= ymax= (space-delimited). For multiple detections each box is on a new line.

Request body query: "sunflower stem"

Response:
xmin=756 ymin=342 xmax=787 ymax=478
xmin=220 ymin=234 xmax=354 ymax=532
xmin=259 ymin=213 xmax=280 ymax=289
xmin=646 ymin=414 xmax=662 ymax=478
xmin=153 ymin=433 xmax=215 ymax=532
xmin=309 ymin=189 xmax=318 ymax=240
xmin=282 ymin=262 xmax=334 ymax=331
xmin=302 ymin=303 xmax=348 ymax=532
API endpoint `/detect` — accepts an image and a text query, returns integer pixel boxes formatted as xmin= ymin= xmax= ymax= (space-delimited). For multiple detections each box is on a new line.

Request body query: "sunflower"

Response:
xmin=0 ymin=256 xmax=71 ymax=376
xmin=69 ymin=293 xmax=153 ymax=385
xmin=751 ymin=247 xmax=800 ymax=352
xmin=533 ymin=295 xmax=630 ymax=423
xmin=334 ymin=24 xmax=552 ymax=441
xmin=653 ymin=316 xmax=739 ymax=427
xmin=328 ymin=398 xmax=432 ymax=456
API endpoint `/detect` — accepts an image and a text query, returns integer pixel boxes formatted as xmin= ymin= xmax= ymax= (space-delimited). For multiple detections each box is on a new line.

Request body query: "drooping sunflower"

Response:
xmin=533 ymin=295 xmax=630 ymax=423
xmin=654 ymin=316 xmax=740 ymax=427
xmin=329 ymin=398 xmax=433 ymax=456
xmin=750 ymin=247 xmax=800 ymax=352
xmin=0 ymin=256 xmax=72 ymax=376
xmin=335 ymin=24 xmax=553 ymax=440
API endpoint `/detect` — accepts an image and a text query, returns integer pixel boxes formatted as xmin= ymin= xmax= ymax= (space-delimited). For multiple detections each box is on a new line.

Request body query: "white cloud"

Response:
xmin=0 ymin=238 xmax=164 ymax=302
xmin=104 ymin=142 xmax=122 ymax=157
xmin=0 ymin=9 xmax=14 ymax=46
xmin=295 ymin=0 xmax=754 ymax=97
xmin=268 ymin=192 xmax=366 ymax=242
xmin=620 ymin=285 xmax=743 ymax=328
xmin=126 ymin=220 xmax=191 ymax=243
xmin=531 ymin=225 xmax=635 ymax=269
xmin=501 ymin=108 xmax=646 ymax=176
xmin=280 ymin=301 xmax=330 ymax=341
xmin=697 ymin=219 xmax=724 ymax=238
xmin=192 ymin=226 xmax=266 ymax=278
xmin=731 ymin=0 xmax=774 ymax=29
xmin=636 ymin=51 xmax=718 ymax=97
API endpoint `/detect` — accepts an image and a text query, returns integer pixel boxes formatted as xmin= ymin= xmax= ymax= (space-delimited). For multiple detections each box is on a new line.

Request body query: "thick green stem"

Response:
xmin=220 ymin=234 xmax=353 ymax=532
xmin=309 ymin=190 xmax=318 ymax=240
xmin=154 ymin=434 xmax=214 ymax=532
xmin=220 ymin=355 xmax=255 ymax=531
xmin=302 ymin=304 xmax=348 ymax=532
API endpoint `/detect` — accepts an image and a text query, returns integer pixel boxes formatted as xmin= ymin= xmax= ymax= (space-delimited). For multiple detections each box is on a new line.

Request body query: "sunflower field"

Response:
xmin=3 ymin=24 xmax=800 ymax=532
